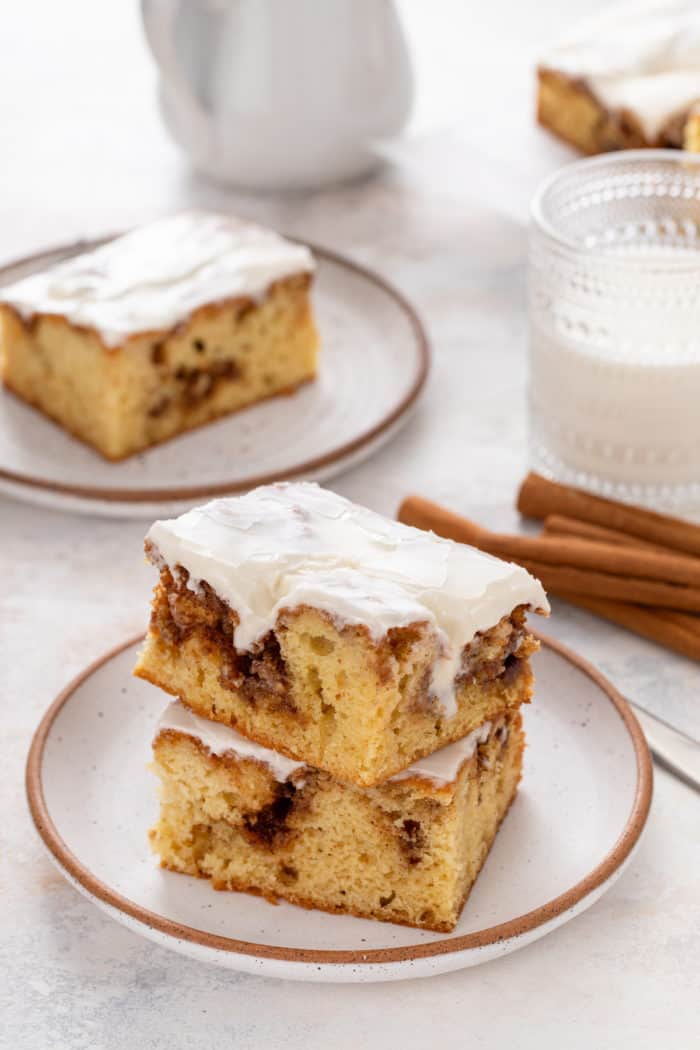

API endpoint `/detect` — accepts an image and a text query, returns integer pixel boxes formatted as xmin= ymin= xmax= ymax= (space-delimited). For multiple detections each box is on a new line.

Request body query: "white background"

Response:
xmin=1 ymin=2 xmax=698 ymax=1047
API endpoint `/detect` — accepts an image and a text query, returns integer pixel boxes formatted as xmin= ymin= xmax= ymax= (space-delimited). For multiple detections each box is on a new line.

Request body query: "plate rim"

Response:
xmin=0 ymin=236 xmax=430 ymax=503
xmin=26 ymin=630 xmax=653 ymax=967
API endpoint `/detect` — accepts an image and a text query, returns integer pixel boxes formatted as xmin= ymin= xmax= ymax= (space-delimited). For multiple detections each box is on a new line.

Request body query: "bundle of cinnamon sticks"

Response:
xmin=398 ymin=472 xmax=700 ymax=661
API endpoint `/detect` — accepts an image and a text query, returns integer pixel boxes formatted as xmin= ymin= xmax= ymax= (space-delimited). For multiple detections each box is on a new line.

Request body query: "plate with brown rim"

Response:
xmin=0 ymin=236 xmax=429 ymax=518
xmin=26 ymin=631 xmax=652 ymax=983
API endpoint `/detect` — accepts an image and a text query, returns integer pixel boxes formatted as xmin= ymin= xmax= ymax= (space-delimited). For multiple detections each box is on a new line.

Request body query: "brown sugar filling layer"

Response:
xmin=147 ymin=356 xmax=243 ymax=419
xmin=136 ymin=565 xmax=538 ymax=786
xmin=152 ymin=565 xmax=536 ymax=700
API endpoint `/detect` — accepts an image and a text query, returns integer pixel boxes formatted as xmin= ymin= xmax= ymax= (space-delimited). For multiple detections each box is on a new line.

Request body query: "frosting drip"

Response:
xmin=146 ymin=482 xmax=548 ymax=715
xmin=388 ymin=722 xmax=494 ymax=785
xmin=156 ymin=701 xmax=495 ymax=787
xmin=0 ymin=211 xmax=314 ymax=347
xmin=541 ymin=0 xmax=700 ymax=140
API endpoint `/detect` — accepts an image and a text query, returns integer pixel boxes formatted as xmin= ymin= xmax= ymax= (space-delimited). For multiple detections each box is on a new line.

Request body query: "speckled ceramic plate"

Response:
xmin=0 ymin=237 xmax=429 ymax=518
xmin=26 ymin=632 xmax=652 ymax=983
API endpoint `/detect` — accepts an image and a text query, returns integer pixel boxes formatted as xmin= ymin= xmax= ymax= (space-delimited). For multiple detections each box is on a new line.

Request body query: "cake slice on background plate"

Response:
xmin=0 ymin=211 xmax=318 ymax=460
xmin=537 ymin=0 xmax=700 ymax=154
xmin=135 ymin=482 xmax=548 ymax=787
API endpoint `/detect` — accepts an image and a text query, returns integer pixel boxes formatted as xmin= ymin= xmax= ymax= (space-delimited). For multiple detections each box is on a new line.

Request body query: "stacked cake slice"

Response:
xmin=135 ymin=482 xmax=548 ymax=932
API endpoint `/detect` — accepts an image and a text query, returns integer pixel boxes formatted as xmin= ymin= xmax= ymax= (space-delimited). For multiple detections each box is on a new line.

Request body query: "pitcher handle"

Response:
xmin=140 ymin=0 xmax=209 ymax=141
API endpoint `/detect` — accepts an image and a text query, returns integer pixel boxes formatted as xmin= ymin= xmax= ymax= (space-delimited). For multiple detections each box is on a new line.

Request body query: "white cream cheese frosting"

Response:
xmin=156 ymin=701 xmax=495 ymax=787
xmin=388 ymin=722 xmax=494 ymax=785
xmin=157 ymin=701 xmax=307 ymax=783
xmin=540 ymin=0 xmax=700 ymax=140
xmin=146 ymin=482 xmax=548 ymax=715
xmin=0 ymin=210 xmax=314 ymax=347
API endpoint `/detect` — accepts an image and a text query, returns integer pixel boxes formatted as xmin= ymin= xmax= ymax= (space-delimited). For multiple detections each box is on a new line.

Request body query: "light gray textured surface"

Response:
xmin=1 ymin=2 xmax=699 ymax=1047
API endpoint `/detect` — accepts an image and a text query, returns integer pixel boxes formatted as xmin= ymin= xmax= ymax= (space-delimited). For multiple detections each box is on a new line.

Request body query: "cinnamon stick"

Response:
xmin=556 ymin=593 xmax=700 ymax=662
xmin=397 ymin=493 xmax=700 ymax=659
xmin=398 ymin=495 xmax=700 ymax=591
xmin=518 ymin=472 xmax=700 ymax=558
xmin=542 ymin=514 xmax=674 ymax=555
xmin=517 ymin=559 xmax=700 ymax=612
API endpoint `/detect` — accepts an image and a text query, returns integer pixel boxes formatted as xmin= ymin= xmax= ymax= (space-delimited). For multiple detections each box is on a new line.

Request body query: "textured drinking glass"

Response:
xmin=529 ymin=150 xmax=700 ymax=511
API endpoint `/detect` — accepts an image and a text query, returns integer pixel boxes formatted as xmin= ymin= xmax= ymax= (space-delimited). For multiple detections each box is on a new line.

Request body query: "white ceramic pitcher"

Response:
xmin=141 ymin=0 xmax=414 ymax=190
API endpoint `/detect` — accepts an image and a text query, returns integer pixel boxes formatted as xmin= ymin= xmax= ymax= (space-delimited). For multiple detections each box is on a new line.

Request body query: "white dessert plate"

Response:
xmin=0 ymin=237 xmax=429 ymax=518
xmin=27 ymin=632 xmax=652 ymax=983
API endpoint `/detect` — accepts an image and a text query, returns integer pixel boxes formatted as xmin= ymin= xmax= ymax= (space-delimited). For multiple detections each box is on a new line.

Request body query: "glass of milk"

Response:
xmin=529 ymin=150 xmax=700 ymax=511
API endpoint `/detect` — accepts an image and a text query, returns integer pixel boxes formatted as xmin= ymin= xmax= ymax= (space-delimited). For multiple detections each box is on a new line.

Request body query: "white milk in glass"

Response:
xmin=529 ymin=152 xmax=700 ymax=510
